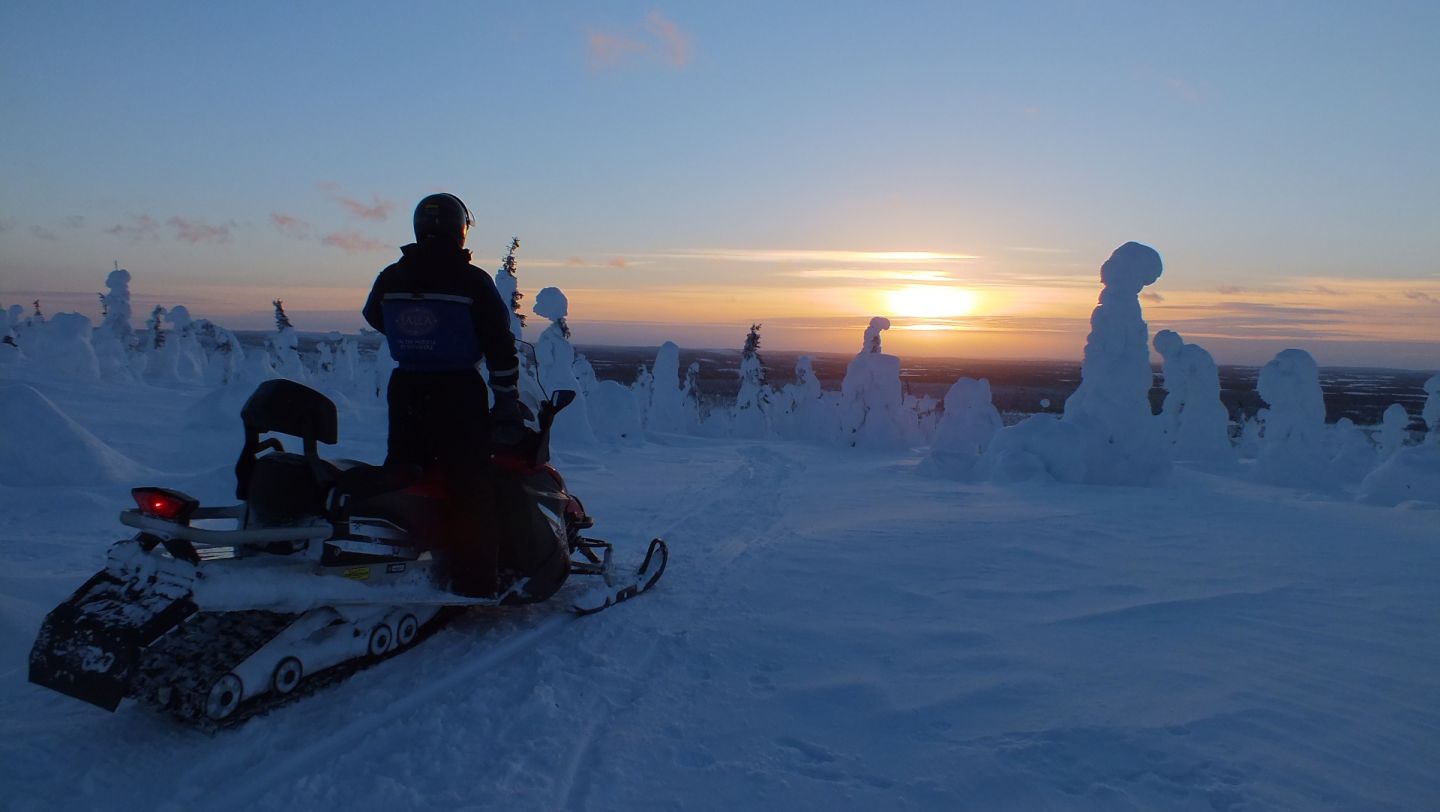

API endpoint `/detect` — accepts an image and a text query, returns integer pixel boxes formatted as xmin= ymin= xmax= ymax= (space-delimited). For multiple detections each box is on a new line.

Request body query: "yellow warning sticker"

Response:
xmin=342 ymin=566 xmax=370 ymax=581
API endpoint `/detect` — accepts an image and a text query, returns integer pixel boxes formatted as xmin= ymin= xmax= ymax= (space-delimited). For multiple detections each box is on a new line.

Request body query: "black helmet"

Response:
xmin=413 ymin=193 xmax=474 ymax=247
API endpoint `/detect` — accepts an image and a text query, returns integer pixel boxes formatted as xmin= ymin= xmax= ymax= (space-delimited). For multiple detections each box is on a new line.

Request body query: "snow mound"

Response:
xmin=0 ymin=384 xmax=149 ymax=486
xmin=184 ymin=384 xmax=253 ymax=429
xmin=1357 ymin=443 xmax=1440 ymax=507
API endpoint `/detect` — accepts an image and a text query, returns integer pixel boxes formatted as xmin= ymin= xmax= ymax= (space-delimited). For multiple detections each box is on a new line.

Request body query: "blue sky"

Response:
xmin=1 ymin=1 xmax=1437 ymax=366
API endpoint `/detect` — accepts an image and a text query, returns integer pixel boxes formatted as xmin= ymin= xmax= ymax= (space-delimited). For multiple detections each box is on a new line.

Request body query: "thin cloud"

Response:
xmin=1165 ymin=77 xmax=1206 ymax=104
xmin=31 ymin=225 xmax=58 ymax=241
xmin=653 ymin=248 xmax=979 ymax=264
xmin=323 ymin=231 xmax=389 ymax=253
xmin=317 ymin=182 xmax=395 ymax=221
xmin=566 ymin=256 xmax=586 ymax=266
xmin=338 ymin=194 xmax=394 ymax=221
xmin=271 ymin=212 xmax=312 ymax=239
xmin=107 ymin=215 xmax=161 ymax=242
xmin=1141 ymin=291 xmax=1164 ymax=303
xmin=63 ymin=215 xmax=85 ymax=229
xmin=1218 ymin=286 xmax=1246 ymax=295
xmin=645 ymin=11 xmax=692 ymax=67
xmin=781 ymin=269 xmax=960 ymax=282
xmin=607 ymin=257 xmax=629 ymax=269
xmin=169 ymin=217 xmax=233 ymax=244
xmin=587 ymin=30 xmax=648 ymax=70
xmin=1405 ymin=290 xmax=1439 ymax=305
xmin=1006 ymin=246 xmax=1075 ymax=255
xmin=587 ymin=11 xmax=693 ymax=70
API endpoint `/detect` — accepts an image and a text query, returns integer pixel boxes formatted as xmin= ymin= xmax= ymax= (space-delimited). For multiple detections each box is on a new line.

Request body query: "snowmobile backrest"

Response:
xmin=235 ymin=380 xmax=339 ymax=500
xmin=240 ymin=379 xmax=338 ymax=445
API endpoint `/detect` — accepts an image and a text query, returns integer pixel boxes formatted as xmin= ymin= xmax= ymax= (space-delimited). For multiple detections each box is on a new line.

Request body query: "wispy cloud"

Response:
xmin=1006 ymin=246 xmax=1075 ymax=255
xmin=323 ymin=231 xmax=389 ymax=253
xmin=30 ymin=225 xmax=58 ymax=241
xmin=1141 ymin=291 xmax=1164 ymax=303
xmin=338 ymin=194 xmax=393 ymax=221
xmin=607 ymin=257 xmax=629 ymax=268
xmin=169 ymin=217 xmax=233 ymax=244
xmin=587 ymin=30 xmax=649 ymax=70
xmin=1404 ymin=290 xmax=1439 ymax=305
xmin=645 ymin=11 xmax=692 ymax=67
xmin=1164 ymin=77 xmax=1207 ymax=104
xmin=781 ymin=268 xmax=960 ymax=283
xmin=317 ymin=182 xmax=395 ymax=221
xmin=652 ymin=248 xmax=979 ymax=264
xmin=63 ymin=215 xmax=85 ymax=229
xmin=107 ymin=215 xmax=161 ymax=242
xmin=271 ymin=212 xmax=312 ymax=239
xmin=587 ymin=11 xmax=693 ymax=70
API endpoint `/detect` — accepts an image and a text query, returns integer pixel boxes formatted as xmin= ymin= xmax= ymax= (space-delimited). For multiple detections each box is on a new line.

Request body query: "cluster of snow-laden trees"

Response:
xmin=2 ymin=242 xmax=1436 ymax=505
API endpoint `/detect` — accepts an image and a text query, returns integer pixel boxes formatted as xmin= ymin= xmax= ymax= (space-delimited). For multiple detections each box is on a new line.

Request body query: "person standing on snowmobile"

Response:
xmin=362 ymin=192 xmax=524 ymax=597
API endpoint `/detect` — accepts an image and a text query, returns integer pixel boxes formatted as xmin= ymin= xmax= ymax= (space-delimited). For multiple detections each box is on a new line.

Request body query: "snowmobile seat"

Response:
xmin=245 ymin=452 xmax=334 ymax=524
xmin=331 ymin=462 xmax=424 ymax=503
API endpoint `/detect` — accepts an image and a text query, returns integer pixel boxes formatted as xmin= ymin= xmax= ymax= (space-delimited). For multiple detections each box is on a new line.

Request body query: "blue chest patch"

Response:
xmin=381 ymin=295 xmax=480 ymax=371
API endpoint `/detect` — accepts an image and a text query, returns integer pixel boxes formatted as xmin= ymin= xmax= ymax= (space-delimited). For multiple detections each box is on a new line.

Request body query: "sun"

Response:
xmin=883 ymin=285 xmax=979 ymax=318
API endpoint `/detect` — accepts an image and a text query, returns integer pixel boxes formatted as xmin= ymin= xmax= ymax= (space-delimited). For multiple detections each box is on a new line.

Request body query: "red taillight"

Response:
xmin=131 ymin=487 xmax=199 ymax=522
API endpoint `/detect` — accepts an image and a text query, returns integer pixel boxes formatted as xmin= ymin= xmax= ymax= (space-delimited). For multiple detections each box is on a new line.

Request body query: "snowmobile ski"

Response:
xmin=571 ymin=538 xmax=669 ymax=616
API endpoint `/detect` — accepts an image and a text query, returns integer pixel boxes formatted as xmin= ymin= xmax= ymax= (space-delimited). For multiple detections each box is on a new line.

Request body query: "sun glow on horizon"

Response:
xmin=882 ymin=285 xmax=981 ymax=320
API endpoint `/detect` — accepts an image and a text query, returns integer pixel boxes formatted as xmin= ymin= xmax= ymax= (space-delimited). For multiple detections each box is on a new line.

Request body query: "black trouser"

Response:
xmin=386 ymin=368 xmax=497 ymax=596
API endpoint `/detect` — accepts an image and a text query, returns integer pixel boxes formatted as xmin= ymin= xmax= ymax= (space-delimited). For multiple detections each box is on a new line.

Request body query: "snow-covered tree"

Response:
xmin=984 ymin=243 xmax=1168 ymax=484
xmin=837 ymin=317 xmax=920 ymax=449
xmin=1424 ymin=374 xmax=1440 ymax=444
xmin=1153 ymin=329 xmax=1233 ymax=464
xmin=273 ymin=299 xmax=293 ymax=332
xmin=268 ymin=299 xmax=306 ymax=382
xmin=647 ymin=341 xmax=691 ymax=434
xmin=1378 ymin=403 xmax=1410 ymax=458
xmin=925 ymin=377 xmax=1003 ymax=476
xmin=732 ymin=324 xmax=773 ymax=438
xmin=146 ymin=305 xmax=167 ymax=350
xmin=101 ymin=267 xmax=135 ymax=344
xmin=494 ymin=237 xmax=526 ymax=340
xmin=28 ymin=312 xmax=101 ymax=381
xmin=1254 ymin=348 xmax=1333 ymax=490
xmin=533 ymin=286 xmax=595 ymax=446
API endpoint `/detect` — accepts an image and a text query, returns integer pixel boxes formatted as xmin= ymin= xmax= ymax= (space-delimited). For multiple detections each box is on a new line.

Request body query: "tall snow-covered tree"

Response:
xmin=742 ymin=323 xmax=766 ymax=385
xmin=147 ymin=305 xmax=167 ymax=349
xmin=499 ymin=237 xmax=526 ymax=331
xmin=272 ymin=299 xmax=293 ymax=332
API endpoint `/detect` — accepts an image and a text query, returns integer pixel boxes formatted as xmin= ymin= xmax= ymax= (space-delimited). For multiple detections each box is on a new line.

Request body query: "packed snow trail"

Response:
xmin=1 ymin=380 xmax=1438 ymax=810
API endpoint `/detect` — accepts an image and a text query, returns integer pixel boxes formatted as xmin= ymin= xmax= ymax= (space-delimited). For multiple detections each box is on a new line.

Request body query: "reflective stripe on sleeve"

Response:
xmin=382 ymin=292 xmax=475 ymax=305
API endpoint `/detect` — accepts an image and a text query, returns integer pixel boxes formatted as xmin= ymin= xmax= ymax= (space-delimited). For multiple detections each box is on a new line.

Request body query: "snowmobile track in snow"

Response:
xmin=205 ymin=611 xmax=576 ymax=812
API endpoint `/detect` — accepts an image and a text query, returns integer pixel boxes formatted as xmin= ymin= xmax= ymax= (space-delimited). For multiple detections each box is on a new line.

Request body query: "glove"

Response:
xmin=490 ymin=394 xmax=528 ymax=447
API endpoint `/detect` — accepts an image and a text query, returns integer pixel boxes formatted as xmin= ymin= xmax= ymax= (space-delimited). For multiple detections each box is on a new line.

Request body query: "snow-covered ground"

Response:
xmin=1 ymin=375 xmax=1437 ymax=811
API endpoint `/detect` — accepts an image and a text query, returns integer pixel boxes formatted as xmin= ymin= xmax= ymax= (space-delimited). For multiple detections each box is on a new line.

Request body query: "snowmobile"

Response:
xmin=28 ymin=379 xmax=667 ymax=728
